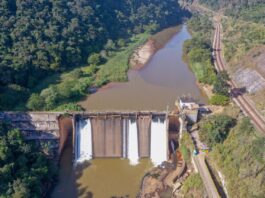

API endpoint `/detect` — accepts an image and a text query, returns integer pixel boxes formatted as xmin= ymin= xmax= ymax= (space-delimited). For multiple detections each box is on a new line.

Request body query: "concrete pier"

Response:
xmin=137 ymin=116 xmax=151 ymax=158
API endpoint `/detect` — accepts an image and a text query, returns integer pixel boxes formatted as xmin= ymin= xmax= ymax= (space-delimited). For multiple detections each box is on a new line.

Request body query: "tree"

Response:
xmin=0 ymin=122 xmax=57 ymax=197
xmin=104 ymin=39 xmax=116 ymax=51
xmin=0 ymin=0 xmax=183 ymax=110
xmin=26 ymin=94 xmax=45 ymax=110
xmin=210 ymin=94 xmax=230 ymax=106
xmin=213 ymin=72 xmax=230 ymax=96
xmin=40 ymin=86 xmax=59 ymax=109
xmin=87 ymin=53 xmax=102 ymax=65
xmin=117 ymin=39 xmax=126 ymax=47
xmin=200 ymin=114 xmax=236 ymax=147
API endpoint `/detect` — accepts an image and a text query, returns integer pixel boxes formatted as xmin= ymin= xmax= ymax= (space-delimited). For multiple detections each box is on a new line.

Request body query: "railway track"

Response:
xmin=213 ymin=22 xmax=265 ymax=133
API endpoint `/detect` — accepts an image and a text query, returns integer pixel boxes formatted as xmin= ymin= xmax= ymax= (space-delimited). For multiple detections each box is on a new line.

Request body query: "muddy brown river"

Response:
xmin=79 ymin=25 xmax=207 ymax=111
xmin=51 ymin=25 xmax=207 ymax=198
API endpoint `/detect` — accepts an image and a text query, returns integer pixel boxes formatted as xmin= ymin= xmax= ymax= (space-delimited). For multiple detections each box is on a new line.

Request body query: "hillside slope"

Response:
xmin=0 ymin=0 xmax=185 ymax=110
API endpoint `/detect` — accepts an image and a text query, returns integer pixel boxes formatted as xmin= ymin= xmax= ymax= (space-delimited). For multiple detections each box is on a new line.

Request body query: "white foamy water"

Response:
xmin=75 ymin=119 xmax=93 ymax=163
xmin=150 ymin=118 xmax=167 ymax=166
xmin=127 ymin=119 xmax=139 ymax=165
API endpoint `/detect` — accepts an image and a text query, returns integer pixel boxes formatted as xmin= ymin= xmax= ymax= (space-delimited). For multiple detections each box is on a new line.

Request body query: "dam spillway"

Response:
xmin=74 ymin=112 xmax=168 ymax=166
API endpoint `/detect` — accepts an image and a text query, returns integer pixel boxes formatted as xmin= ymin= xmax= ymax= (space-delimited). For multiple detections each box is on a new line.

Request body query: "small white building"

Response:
xmin=178 ymin=96 xmax=199 ymax=110
xmin=176 ymin=96 xmax=199 ymax=124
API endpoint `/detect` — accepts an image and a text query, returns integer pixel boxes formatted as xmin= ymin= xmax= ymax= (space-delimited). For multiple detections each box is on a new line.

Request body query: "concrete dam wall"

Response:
xmin=0 ymin=111 xmax=179 ymax=166
xmin=74 ymin=112 xmax=169 ymax=166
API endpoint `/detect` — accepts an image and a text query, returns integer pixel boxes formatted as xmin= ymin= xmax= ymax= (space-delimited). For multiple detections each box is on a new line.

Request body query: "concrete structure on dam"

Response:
xmin=0 ymin=111 xmax=181 ymax=165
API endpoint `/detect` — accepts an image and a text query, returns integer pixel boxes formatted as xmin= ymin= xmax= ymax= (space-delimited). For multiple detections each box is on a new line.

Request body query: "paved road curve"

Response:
xmin=193 ymin=154 xmax=220 ymax=198
xmin=190 ymin=130 xmax=221 ymax=198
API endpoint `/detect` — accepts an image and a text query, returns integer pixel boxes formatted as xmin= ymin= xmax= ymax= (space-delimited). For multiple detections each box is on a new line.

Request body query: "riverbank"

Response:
xmin=79 ymin=26 xmax=183 ymax=110
xmin=130 ymin=26 xmax=181 ymax=70
xmin=139 ymin=151 xmax=188 ymax=197
xmin=181 ymin=15 xmax=216 ymax=101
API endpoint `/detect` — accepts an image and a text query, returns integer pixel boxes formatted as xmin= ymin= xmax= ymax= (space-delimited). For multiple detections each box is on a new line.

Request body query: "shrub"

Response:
xmin=104 ymin=39 xmax=116 ymax=51
xmin=213 ymin=71 xmax=230 ymax=96
xmin=180 ymin=144 xmax=191 ymax=164
xmin=87 ymin=53 xmax=102 ymax=65
xmin=117 ymin=39 xmax=126 ymax=47
xmin=40 ymin=86 xmax=60 ymax=109
xmin=26 ymin=93 xmax=45 ymax=110
xmin=181 ymin=173 xmax=204 ymax=196
xmin=53 ymin=103 xmax=83 ymax=111
xmin=210 ymin=94 xmax=230 ymax=106
xmin=200 ymin=114 xmax=236 ymax=147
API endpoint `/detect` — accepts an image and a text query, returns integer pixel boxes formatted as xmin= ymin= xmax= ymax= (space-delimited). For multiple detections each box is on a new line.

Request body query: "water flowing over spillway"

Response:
xmin=150 ymin=117 xmax=167 ymax=166
xmin=75 ymin=119 xmax=93 ymax=163
xmin=74 ymin=115 xmax=167 ymax=166
xmin=127 ymin=119 xmax=139 ymax=165
xmin=53 ymin=26 xmax=206 ymax=198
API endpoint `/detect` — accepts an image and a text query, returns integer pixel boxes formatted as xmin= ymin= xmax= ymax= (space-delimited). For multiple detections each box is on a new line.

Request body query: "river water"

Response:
xmin=52 ymin=25 xmax=207 ymax=198
xmin=79 ymin=25 xmax=207 ymax=111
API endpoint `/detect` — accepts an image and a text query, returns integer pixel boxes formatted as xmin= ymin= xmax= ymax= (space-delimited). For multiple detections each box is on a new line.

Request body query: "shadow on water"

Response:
xmin=51 ymin=138 xmax=94 ymax=198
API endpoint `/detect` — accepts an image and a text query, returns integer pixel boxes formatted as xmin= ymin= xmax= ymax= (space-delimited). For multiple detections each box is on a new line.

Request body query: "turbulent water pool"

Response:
xmin=52 ymin=25 xmax=207 ymax=198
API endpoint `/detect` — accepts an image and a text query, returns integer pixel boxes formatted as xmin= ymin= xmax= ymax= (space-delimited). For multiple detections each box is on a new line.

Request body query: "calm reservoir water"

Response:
xmin=52 ymin=25 xmax=207 ymax=198
xmin=79 ymin=25 xmax=207 ymax=111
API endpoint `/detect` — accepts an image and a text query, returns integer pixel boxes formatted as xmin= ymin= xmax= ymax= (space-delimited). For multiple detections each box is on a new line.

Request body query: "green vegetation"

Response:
xmin=198 ymin=0 xmax=264 ymax=11
xmin=187 ymin=1 xmax=265 ymax=197
xmin=27 ymin=68 xmax=93 ymax=110
xmin=26 ymin=32 xmax=150 ymax=111
xmin=226 ymin=3 xmax=265 ymax=24
xmin=199 ymin=114 xmax=236 ymax=147
xmin=184 ymin=15 xmax=216 ymax=85
xmin=209 ymin=94 xmax=230 ymax=106
xmin=213 ymin=71 xmax=230 ymax=96
xmin=87 ymin=53 xmax=103 ymax=66
xmin=0 ymin=0 xmax=185 ymax=110
xmin=180 ymin=132 xmax=194 ymax=165
xmin=196 ymin=0 xmax=265 ymax=63
xmin=181 ymin=173 xmax=204 ymax=198
xmin=0 ymin=122 xmax=57 ymax=197
xmin=210 ymin=71 xmax=230 ymax=105
xmin=95 ymin=33 xmax=149 ymax=84
xmin=209 ymin=118 xmax=265 ymax=197
xmin=53 ymin=103 xmax=83 ymax=111
xmin=222 ymin=18 xmax=265 ymax=62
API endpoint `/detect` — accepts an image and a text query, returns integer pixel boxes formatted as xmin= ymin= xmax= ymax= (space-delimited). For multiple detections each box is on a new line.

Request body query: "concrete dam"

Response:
xmin=0 ymin=111 xmax=180 ymax=166
xmin=74 ymin=112 xmax=169 ymax=166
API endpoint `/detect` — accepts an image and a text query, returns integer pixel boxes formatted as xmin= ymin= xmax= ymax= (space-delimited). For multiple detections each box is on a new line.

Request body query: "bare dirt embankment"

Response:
xmin=130 ymin=39 xmax=157 ymax=70
xmin=130 ymin=26 xmax=181 ymax=70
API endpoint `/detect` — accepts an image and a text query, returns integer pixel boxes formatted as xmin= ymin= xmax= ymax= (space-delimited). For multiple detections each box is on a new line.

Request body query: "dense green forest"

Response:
xmin=0 ymin=0 xmax=185 ymax=110
xmin=198 ymin=0 xmax=264 ymax=10
xmin=0 ymin=122 xmax=57 ymax=197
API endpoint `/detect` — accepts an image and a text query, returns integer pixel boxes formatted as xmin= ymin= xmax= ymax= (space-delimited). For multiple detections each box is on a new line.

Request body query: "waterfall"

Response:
xmin=127 ymin=119 xmax=139 ymax=165
xmin=75 ymin=119 xmax=93 ymax=163
xmin=150 ymin=117 xmax=167 ymax=166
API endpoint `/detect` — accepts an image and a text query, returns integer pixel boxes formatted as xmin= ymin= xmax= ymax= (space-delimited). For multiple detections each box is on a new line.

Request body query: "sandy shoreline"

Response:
xmin=130 ymin=39 xmax=157 ymax=70
xmin=130 ymin=26 xmax=181 ymax=70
